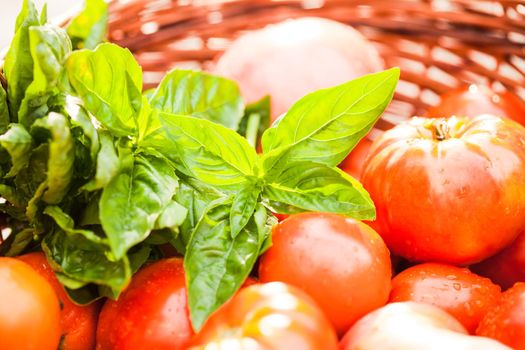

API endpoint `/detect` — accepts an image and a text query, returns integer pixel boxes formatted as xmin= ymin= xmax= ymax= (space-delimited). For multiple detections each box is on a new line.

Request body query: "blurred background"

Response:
xmin=0 ymin=0 xmax=81 ymax=49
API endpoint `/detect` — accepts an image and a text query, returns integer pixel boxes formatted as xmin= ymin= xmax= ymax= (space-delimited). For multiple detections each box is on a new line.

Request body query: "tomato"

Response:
xmin=472 ymin=230 xmax=525 ymax=290
xmin=341 ymin=302 xmax=510 ymax=350
xmin=189 ymin=282 xmax=338 ymax=350
xmin=339 ymin=137 xmax=372 ymax=180
xmin=259 ymin=212 xmax=391 ymax=334
xmin=96 ymin=258 xmax=194 ymax=350
xmin=477 ymin=282 xmax=525 ymax=349
xmin=0 ymin=257 xmax=61 ymax=350
xmin=389 ymin=263 xmax=501 ymax=333
xmin=361 ymin=115 xmax=525 ymax=265
xmin=17 ymin=252 xmax=101 ymax=350
xmin=427 ymin=84 xmax=525 ymax=125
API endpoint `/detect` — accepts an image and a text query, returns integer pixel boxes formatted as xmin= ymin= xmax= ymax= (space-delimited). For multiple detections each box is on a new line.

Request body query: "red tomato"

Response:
xmin=18 ymin=252 xmax=101 ymax=350
xmin=259 ymin=212 xmax=391 ymax=334
xmin=339 ymin=137 xmax=372 ymax=180
xmin=273 ymin=213 xmax=289 ymax=222
xmin=0 ymin=257 xmax=61 ymax=350
xmin=361 ymin=115 xmax=525 ymax=265
xmin=96 ymin=258 xmax=194 ymax=350
xmin=341 ymin=302 xmax=510 ymax=350
xmin=477 ymin=282 xmax=525 ymax=349
xmin=472 ymin=230 xmax=525 ymax=290
xmin=390 ymin=263 xmax=501 ymax=333
xmin=427 ymin=84 xmax=525 ymax=125
xmin=189 ymin=282 xmax=338 ymax=350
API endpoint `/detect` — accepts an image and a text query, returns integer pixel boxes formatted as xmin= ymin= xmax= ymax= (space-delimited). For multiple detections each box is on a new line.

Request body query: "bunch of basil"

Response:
xmin=0 ymin=0 xmax=399 ymax=330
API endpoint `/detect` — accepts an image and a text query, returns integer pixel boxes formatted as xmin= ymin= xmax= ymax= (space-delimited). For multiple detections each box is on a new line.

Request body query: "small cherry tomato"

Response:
xmin=362 ymin=115 xmax=525 ymax=265
xmin=0 ymin=257 xmax=61 ymax=350
xmin=259 ymin=212 xmax=392 ymax=334
xmin=18 ymin=252 xmax=101 ymax=350
xmin=427 ymin=84 xmax=525 ymax=125
xmin=472 ymin=230 xmax=525 ymax=290
xmin=390 ymin=263 xmax=501 ymax=333
xmin=189 ymin=282 xmax=338 ymax=350
xmin=477 ymin=282 xmax=525 ymax=349
xmin=96 ymin=258 xmax=194 ymax=350
xmin=341 ymin=302 xmax=510 ymax=350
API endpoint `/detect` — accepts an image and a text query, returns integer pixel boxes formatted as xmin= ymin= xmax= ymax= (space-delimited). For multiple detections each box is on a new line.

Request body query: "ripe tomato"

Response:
xmin=341 ymin=302 xmax=510 ymax=350
xmin=259 ymin=212 xmax=391 ymax=334
xmin=96 ymin=258 xmax=194 ymax=350
xmin=0 ymin=257 xmax=61 ymax=350
xmin=188 ymin=282 xmax=338 ymax=350
xmin=339 ymin=137 xmax=373 ymax=180
xmin=389 ymin=263 xmax=501 ymax=333
xmin=18 ymin=252 xmax=101 ymax=350
xmin=472 ymin=230 xmax=525 ymax=290
xmin=427 ymin=84 xmax=525 ymax=125
xmin=361 ymin=115 xmax=525 ymax=265
xmin=477 ymin=282 xmax=525 ymax=349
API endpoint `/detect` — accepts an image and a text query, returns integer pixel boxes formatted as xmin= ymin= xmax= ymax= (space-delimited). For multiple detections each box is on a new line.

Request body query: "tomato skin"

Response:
xmin=96 ymin=258 xmax=194 ymax=350
xmin=189 ymin=282 xmax=338 ymax=350
xmin=477 ymin=282 xmax=525 ymax=349
xmin=390 ymin=263 xmax=501 ymax=333
xmin=18 ymin=252 xmax=101 ymax=350
xmin=362 ymin=115 xmax=525 ymax=265
xmin=472 ymin=230 xmax=525 ymax=290
xmin=0 ymin=257 xmax=61 ymax=350
xmin=427 ymin=85 xmax=525 ymax=125
xmin=259 ymin=212 xmax=392 ymax=334
xmin=340 ymin=302 xmax=511 ymax=350
xmin=339 ymin=138 xmax=372 ymax=180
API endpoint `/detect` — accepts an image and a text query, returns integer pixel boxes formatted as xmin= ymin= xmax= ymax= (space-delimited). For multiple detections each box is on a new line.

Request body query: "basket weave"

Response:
xmin=102 ymin=0 xmax=525 ymax=129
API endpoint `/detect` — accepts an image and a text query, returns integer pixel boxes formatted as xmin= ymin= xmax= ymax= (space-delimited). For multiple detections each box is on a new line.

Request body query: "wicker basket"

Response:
xmin=97 ymin=0 xmax=525 ymax=130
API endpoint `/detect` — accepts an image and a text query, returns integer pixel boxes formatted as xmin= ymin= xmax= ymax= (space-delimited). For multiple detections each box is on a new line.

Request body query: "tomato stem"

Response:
xmin=434 ymin=120 xmax=450 ymax=141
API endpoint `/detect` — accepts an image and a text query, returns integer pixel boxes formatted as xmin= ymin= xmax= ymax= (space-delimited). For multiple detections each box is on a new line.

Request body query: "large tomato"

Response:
xmin=340 ymin=302 xmax=510 ymax=350
xmin=188 ymin=282 xmax=338 ymax=350
xmin=427 ymin=84 xmax=525 ymax=125
xmin=361 ymin=115 xmax=525 ymax=265
xmin=389 ymin=263 xmax=501 ymax=333
xmin=339 ymin=137 xmax=373 ymax=180
xmin=472 ymin=230 xmax=525 ymax=290
xmin=259 ymin=212 xmax=391 ymax=334
xmin=18 ymin=252 xmax=101 ymax=350
xmin=477 ymin=282 xmax=525 ymax=349
xmin=96 ymin=258 xmax=194 ymax=350
xmin=0 ymin=257 xmax=61 ymax=350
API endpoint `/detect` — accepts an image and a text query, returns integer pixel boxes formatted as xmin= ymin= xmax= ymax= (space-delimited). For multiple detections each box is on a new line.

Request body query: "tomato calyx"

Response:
xmin=434 ymin=120 xmax=450 ymax=141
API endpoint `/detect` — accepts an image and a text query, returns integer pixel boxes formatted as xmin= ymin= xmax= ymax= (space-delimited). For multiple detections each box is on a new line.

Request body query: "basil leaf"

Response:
xmin=142 ymin=112 xmax=257 ymax=189
xmin=67 ymin=0 xmax=108 ymax=49
xmin=0 ymin=86 xmax=10 ymax=133
xmin=14 ymin=143 xmax=47 ymax=205
xmin=66 ymin=43 xmax=142 ymax=137
xmin=4 ymin=0 xmax=40 ymax=121
xmin=66 ymin=96 xmax=99 ymax=162
xmin=19 ymin=25 xmax=72 ymax=127
xmin=230 ymin=182 xmax=261 ymax=238
xmin=154 ymin=200 xmax=187 ymax=231
xmin=262 ymin=68 xmax=399 ymax=169
xmin=0 ymin=184 xmax=26 ymax=209
xmin=81 ymin=131 xmax=119 ymax=191
xmin=0 ymin=124 xmax=33 ymax=178
xmin=185 ymin=199 xmax=271 ymax=331
xmin=262 ymin=161 xmax=375 ymax=219
xmin=31 ymin=112 xmax=74 ymax=204
xmin=99 ymin=153 xmax=179 ymax=259
xmin=2 ymin=228 xmax=35 ymax=256
xmin=238 ymin=96 xmax=271 ymax=148
xmin=150 ymin=69 xmax=244 ymax=130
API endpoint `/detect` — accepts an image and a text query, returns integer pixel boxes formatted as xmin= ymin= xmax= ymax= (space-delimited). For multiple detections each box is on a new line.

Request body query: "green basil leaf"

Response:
xmin=150 ymin=69 xmax=244 ymax=130
xmin=67 ymin=0 xmax=108 ymax=50
xmin=230 ymin=182 xmax=261 ymax=238
xmin=4 ymin=0 xmax=40 ymax=121
xmin=185 ymin=199 xmax=270 ymax=331
xmin=3 ymin=228 xmax=35 ymax=256
xmin=0 ymin=184 xmax=26 ymax=208
xmin=0 ymin=86 xmax=10 ymax=133
xmin=154 ymin=200 xmax=187 ymax=231
xmin=262 ymin=68 xmax=400 ymax=169
xmin=66 ymin=43 xmax=142 ymax=137
xmin=14 ymin=143 xmax=47 ymax=205
xmin=0 ymin=124 xmax=33 ymax=178
xmin=99 ymin=153 xmax=179 ymax=259
xmin=262 ymin=161 xmax=375 ymax=220
xmin=81 ymin=131 xmax=119 ymax=191
xmin=18 ymin=25 xmax=72 ymax=127
xmin=238 ymin=96 xmax=271 ymax=148
xmin=66 ymin=96 xmax=99 ymax=162
xmin=141 ymin=112 xmax=257 ymax=189
xmin=31 ymin=112 xmax=74 ymax=204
